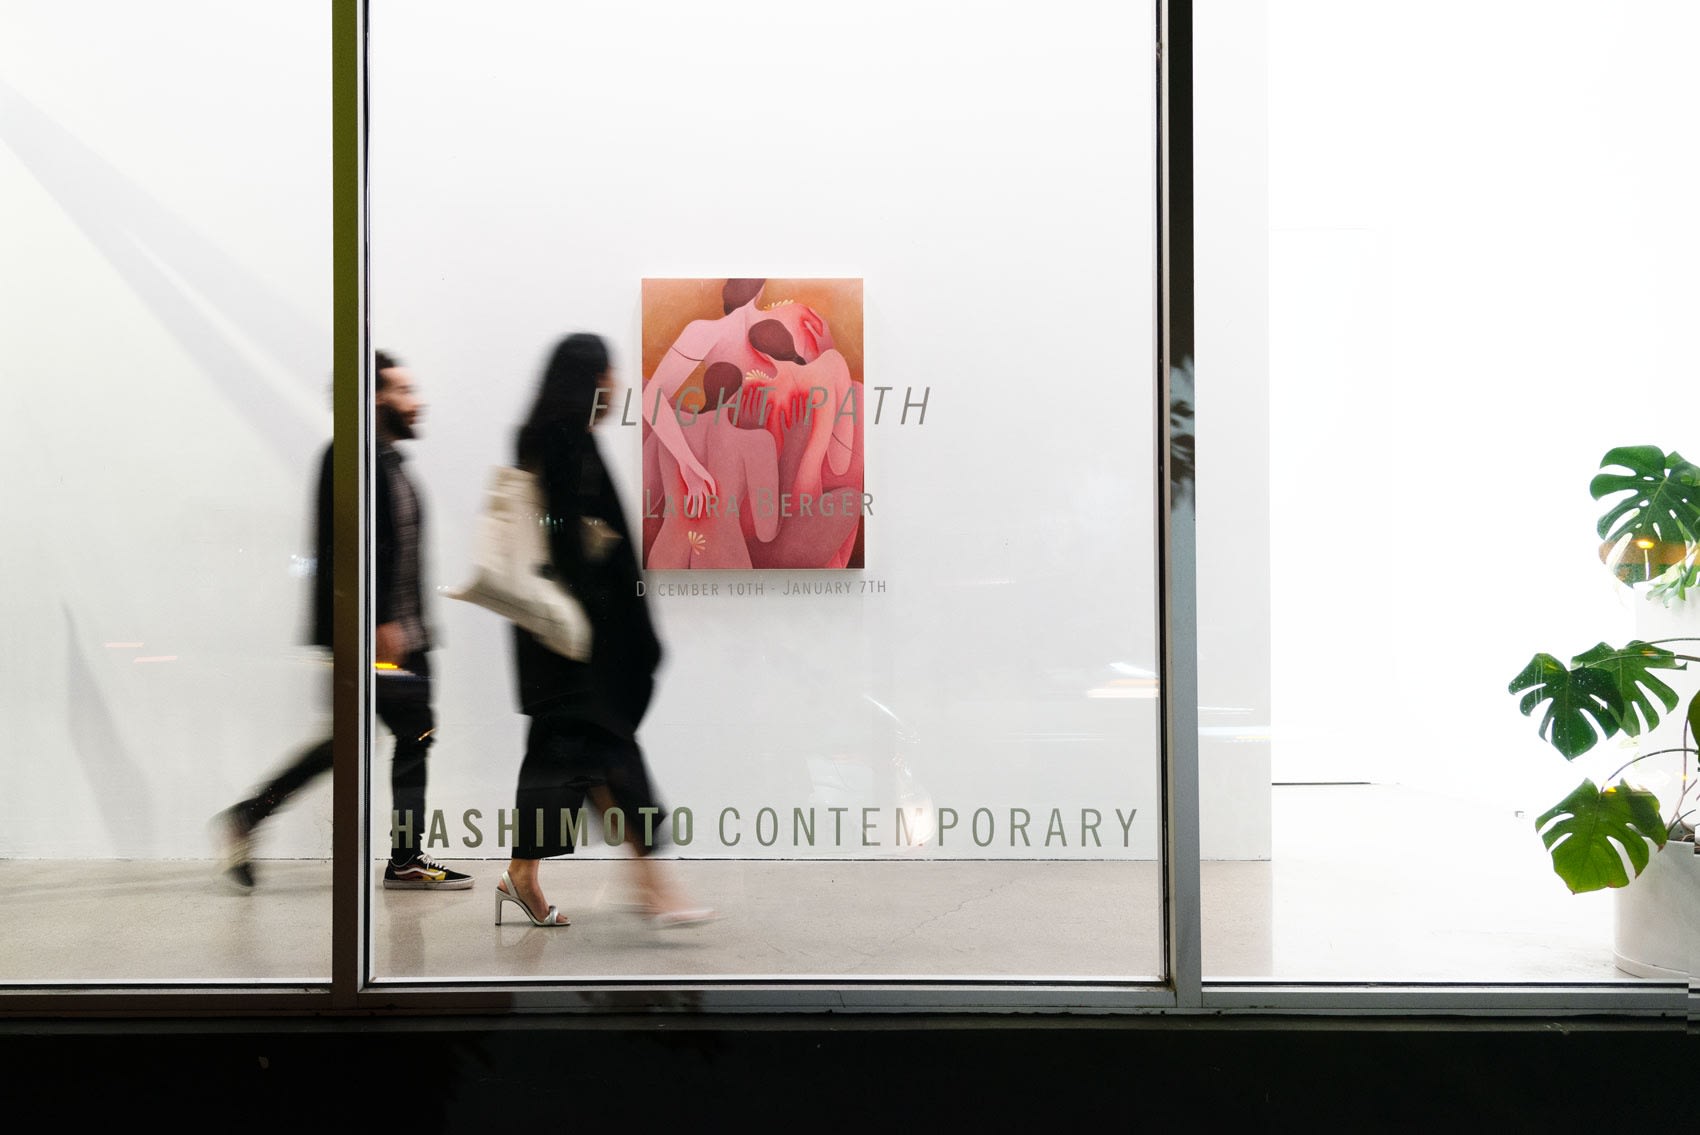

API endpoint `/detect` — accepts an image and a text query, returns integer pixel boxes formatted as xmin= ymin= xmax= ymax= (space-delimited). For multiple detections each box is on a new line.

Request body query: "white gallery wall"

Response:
xmin=3 ymin=1 xmax=1222 ymax=863
xmin=1262 ymin=1 xmax=1700 ymax=822
xmin=23 ymin=0 xmax=1678 ymax=868
xmin=0 ymin=2 xmax=334 ymax=860
xmin=1195 ymin=0 xmax=1274 ymax=858
xmin=365 ymin=0 xmax=1165 ymax=861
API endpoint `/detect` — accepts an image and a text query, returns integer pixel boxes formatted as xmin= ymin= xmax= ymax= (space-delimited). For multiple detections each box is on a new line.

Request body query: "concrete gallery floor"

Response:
xmin=0 ymin=785 xmax=1659 ymax=986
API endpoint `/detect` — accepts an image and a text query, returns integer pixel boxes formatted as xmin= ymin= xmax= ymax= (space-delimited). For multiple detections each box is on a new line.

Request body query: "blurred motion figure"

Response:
xmin=214 ymin=351 xmax=471 ymax=891
xmin=496 ymin=333 xmax=712 ymax=928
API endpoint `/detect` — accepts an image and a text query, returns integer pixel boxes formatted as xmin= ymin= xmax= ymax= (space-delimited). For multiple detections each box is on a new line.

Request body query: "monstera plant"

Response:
xmin=1509 ymin=445 xmax=1700 ymax=893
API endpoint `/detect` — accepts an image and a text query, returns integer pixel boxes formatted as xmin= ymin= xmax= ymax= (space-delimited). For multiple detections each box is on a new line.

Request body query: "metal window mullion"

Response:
xmin=330 ymin=0 xmax=371 ymax=1010
xmin=1158 ymin=0 xmax=1202 ymax=1010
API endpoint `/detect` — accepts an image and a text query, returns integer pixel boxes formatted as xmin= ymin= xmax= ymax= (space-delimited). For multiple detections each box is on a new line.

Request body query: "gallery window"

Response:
xmin=0 ymin=0 xmax=336 ymax=987
xmin=1193 ymin=0 xmax=1696 ymax=1005
xmin=0 ymin=1 xmax=1689 ymax=1019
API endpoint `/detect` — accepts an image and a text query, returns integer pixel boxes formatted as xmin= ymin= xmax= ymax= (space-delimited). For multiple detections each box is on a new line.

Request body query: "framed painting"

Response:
xmin=640 ymin=277 xmax=865 ymax=570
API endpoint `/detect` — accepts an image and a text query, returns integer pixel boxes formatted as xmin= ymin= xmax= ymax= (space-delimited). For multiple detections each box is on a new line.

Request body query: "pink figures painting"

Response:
xmin=641 ymin=278 xmax=865 ymax=570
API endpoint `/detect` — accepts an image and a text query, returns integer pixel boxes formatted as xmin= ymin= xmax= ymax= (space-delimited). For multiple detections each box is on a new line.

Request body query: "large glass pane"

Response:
xmin=366 ymin=0 xmax=1163 ymax=983
xmin=1198 ymin=0 xmax=1698 ymax=986
xmin=0 ymin=2 xmax=333 ymax=981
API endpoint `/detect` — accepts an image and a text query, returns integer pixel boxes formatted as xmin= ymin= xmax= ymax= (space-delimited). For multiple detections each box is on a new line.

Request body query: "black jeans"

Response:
xmin=241 ymin=652 xmax=434 ymax=862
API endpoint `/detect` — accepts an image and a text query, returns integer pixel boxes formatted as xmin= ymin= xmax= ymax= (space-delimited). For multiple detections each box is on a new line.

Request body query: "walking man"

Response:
xmin=217 ymin=350 xmax=471 ymax=890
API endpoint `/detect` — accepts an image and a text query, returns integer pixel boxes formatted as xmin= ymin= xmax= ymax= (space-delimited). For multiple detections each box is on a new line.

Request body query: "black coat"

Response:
xmin=510 ymin=422 xmax=661 ymax=735
xmin=308 ymin=442 xmax=413 ymax=648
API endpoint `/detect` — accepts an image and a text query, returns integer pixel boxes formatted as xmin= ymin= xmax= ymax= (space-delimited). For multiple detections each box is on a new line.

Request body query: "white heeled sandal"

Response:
xmin=494 ymin=870 xmax=568 ymax=927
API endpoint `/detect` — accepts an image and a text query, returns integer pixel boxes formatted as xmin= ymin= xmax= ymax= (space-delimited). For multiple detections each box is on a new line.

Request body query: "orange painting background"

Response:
xmin=641 ymin=278 xmax=864 ymax=413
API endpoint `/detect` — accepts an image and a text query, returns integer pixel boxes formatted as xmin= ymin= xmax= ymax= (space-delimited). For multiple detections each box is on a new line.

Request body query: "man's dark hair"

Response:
xmin=374 ymin=350 xmax=400 ymax=392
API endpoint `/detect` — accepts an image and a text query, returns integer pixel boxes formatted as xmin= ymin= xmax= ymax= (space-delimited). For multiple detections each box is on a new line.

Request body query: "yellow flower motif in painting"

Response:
xmin=687 ymin=530 xmax=707 ymax=556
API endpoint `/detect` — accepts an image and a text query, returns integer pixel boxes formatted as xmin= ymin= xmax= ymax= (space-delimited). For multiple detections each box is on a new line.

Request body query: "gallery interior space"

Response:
xmin=2 ymin=0 xmax=1693 ymax=1118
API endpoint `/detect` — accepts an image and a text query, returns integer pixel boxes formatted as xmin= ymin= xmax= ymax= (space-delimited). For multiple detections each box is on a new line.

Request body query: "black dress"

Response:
xmin=509 ymin=420 xmax=666 ymax=859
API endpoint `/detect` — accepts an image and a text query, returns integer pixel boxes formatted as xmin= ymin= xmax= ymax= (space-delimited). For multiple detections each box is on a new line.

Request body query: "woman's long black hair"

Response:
xmin=517 ymin=332 xmax=609 ymax=462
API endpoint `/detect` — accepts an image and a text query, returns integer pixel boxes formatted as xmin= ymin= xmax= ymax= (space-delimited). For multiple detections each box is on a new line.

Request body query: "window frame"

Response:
xmin=0 ymin=0 xmax=1688 ymax=1023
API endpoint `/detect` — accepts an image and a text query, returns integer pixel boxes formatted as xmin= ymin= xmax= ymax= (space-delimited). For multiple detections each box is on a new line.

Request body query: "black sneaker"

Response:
xmin=213 ymin=806 xmax=257 ymax=890
xmin=383 ymin=853 xmax=473 ymax=890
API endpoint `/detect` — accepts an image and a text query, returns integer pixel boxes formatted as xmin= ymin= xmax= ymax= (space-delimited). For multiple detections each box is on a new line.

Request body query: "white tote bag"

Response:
xmin=447 ymin=466 xmax=593 ymax=661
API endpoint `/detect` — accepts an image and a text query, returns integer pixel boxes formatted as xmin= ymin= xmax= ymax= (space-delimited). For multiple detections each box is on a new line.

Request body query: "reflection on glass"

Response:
xmin=367 ymin=0 xmax=1163 ymax=983
xmin=0 ymin=2 xmax=332 ymax=982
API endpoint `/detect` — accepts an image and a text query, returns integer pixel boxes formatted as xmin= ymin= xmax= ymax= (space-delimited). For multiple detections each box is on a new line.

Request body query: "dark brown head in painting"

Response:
xmin=747 ymin=319 xmax=801 ymax=364
xmin=702 ymin=361 xmax=744 ymax=408
xmin=722 ymin=278 xmax=766 ymax=314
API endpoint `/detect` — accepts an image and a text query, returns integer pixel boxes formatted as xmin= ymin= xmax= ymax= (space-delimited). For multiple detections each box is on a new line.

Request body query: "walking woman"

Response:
xmin=496 ymin=332 xmax=712 ymax=928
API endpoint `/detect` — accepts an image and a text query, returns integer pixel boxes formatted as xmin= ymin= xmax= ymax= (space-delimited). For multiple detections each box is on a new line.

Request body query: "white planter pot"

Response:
xmin=1613 ymin=840 xmax=1699 ymax=979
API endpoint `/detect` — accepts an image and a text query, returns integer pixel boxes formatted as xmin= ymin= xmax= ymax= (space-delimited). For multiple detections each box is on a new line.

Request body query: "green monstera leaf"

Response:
xmin=1536 ymin=779 xmax=1668 ymax=894
xmin=1568 ymin=641 xmax=1683 ymax=736
xmin=1591 ymin=445 xmax=1700 ymax=551
xmin=1508 ymin=653 xmax=1624 ymax=758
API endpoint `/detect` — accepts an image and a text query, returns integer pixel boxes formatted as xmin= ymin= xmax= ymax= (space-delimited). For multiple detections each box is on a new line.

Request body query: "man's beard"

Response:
xmin=379 ymin=402 xmax=415 ymax=440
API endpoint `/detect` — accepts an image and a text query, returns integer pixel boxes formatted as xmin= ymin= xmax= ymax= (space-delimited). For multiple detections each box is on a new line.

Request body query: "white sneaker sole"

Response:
xmin=382 ymin=875 xmax=474 ymax=891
